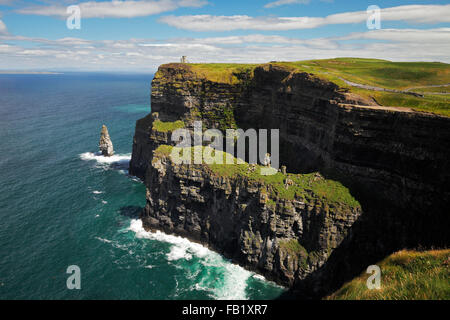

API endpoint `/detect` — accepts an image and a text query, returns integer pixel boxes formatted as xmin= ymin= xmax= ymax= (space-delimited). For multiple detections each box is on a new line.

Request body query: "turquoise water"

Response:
xmin=0 ymin=73 xmax=285 ymax=300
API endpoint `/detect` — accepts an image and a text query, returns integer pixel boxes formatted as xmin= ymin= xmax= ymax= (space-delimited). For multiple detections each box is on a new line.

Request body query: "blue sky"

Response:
xmin=0 ymin=0 xmax=449 ymax=71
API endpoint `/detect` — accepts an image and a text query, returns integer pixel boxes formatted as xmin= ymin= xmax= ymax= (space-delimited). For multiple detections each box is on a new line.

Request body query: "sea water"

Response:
xmin=0 ymin=73 xmax=285 ymax=300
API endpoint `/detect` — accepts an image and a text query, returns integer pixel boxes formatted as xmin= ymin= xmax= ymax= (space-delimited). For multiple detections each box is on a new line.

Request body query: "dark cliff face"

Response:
xmin=144 ymin=150 xmax=361 ymax=288
xmin=234 ymin=65 xmax=450 ymax=213
xmin=130 ymin=63 xmax=450 ymax=297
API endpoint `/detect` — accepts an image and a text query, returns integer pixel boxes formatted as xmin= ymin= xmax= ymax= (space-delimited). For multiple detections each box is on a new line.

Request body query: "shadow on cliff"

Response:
xmin=276 ymin=189 xmax=449 ymax=300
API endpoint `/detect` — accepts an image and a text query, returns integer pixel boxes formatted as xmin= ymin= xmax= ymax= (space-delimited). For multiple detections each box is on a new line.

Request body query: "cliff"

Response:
xmin=130 ymin=61 xmax=450 ymax=297
xmin=144 ymin=145 xmax=361 ymax=287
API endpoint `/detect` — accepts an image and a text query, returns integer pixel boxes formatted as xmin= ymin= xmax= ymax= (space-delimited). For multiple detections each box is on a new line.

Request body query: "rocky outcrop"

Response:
xmin=144 ymin=147 xmax=361 ymax=287
xmin=99 ymin=125 xmax=114 ymax=157
xmin=130 ymin=63 xmax=450 ymax=297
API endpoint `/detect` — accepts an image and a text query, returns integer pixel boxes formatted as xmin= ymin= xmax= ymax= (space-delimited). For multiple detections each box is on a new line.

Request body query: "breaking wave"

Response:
xmin=128 ymin=219 xmax=257 ymax=300
xmin=80 ymin=152 xmax=131 ymax=170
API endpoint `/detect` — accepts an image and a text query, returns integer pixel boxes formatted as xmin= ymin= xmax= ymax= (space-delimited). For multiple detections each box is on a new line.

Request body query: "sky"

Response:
xmin=0 ymin=0 xmax=449 ymax=71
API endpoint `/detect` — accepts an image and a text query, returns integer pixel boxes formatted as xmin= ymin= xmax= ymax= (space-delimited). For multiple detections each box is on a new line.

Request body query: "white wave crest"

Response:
xmin=80 ymin=152 xmax=131 ymax=168
xmin=129 ymin=219 xmax=209 ymax=260
xmin=252 ymin=274 xmax=266 ymax=281
xmin=95 ymin=237 xmax=112 ymax=244
xmin=128 ymin=219 xmax=256 ymax=300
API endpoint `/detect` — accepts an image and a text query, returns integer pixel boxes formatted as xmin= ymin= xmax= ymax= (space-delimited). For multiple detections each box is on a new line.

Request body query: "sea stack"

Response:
xmin=99 ymin=125 xmax=114 ymax=157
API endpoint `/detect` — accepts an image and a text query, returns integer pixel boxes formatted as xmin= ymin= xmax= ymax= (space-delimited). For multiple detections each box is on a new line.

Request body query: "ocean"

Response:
xmin=0 ymin=73 xmax=285 ymax=300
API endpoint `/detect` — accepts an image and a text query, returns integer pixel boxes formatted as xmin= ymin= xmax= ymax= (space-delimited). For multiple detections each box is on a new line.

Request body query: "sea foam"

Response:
xmin=80 ymin=152 xmax=131 ymax=169
xmin=95 ymin=236 xmax=112 ymax=244
xmin=129 ymin=219 xmax=209 ymax=261
xmin=128 ymin=219 xmax=256 ymax=300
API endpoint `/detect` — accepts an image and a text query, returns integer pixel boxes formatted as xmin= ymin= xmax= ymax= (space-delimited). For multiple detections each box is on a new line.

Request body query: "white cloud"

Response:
xmin=264 ymin=0 xmax=310 ymax=9
xmin=160 ymin=4 xmax=450 ymax=31
xmin=0 ymin=43 xmax=16 ymax=53
xmin=160 ymin=15 xmax=310 ymax=31
xmin=339 ymin=28 xmax=450 ymax=44
xmin=17 ymin=0 xmax=208 ymax=19
xmin=186 ymin=34 xmax=304 ymax=44
xmin=0 ymin=28 xmax=449 ymax=71
xmin=139 ymin=42 xmax=219 ymax=51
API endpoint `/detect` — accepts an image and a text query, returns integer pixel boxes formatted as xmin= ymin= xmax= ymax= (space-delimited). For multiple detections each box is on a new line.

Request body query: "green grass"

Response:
xmin=413 ymin=85 xmax=450 ymax=94
xmin=277 ymin=58 xmax=450 ymax=90
xmin=201 ymin=104 xmax=237 ymax=131
xmin=357 ymin=90 xmax=450 ymax=116
xmin=276 ymin=58 xmax=450 ymax=116
xmin=279 ymin=239 xmax=307 ymax=256
xmin=153 ymin=144 xmax=174 ymax=158
xmin=209 ymin=159 xmax=360 ymax=209
xmin=188 ymin=63 xmax=257 ymax=84
xmin=177 ymin=58 xmax=450 ymax=116
xmin=153 ymin=145 xmax=360 ymax=209
xmin=152 ymin=120 xmax=185 ymax=133
xmin=326 ymin=249 xmax=450 ymax=300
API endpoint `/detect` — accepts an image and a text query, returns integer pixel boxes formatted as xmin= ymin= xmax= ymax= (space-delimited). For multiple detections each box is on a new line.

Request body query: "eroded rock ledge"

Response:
xmin=130 ymin=63 xmax=450 ymax=297
xmin=143 ymin=146 xmax=361 ymax=287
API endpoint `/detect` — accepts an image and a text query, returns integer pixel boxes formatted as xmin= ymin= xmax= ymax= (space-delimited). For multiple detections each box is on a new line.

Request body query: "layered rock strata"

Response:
xmin=130 ymin=63 xmax=450 ymax=297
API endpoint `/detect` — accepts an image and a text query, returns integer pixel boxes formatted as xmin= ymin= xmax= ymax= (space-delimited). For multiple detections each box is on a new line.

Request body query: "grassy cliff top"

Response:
xmin=153 ymin=144 xmax=361 ymax=210
xmin=280 ymin=58 xmax=450 ymax=116
xmin=326 ymin=249 xmax=450 ymax=300
xmin=278 ymin=58 xmax=450 ymax=90
xmin=152 ymin=119 xmax=185 ymax=133
xmin=180 ymin=58 xmax=449 ymax=90
xmin=187 ymin=63 xmax=257 ymax=84
xmin=160 ymin=58 xmax=450 ymax=116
